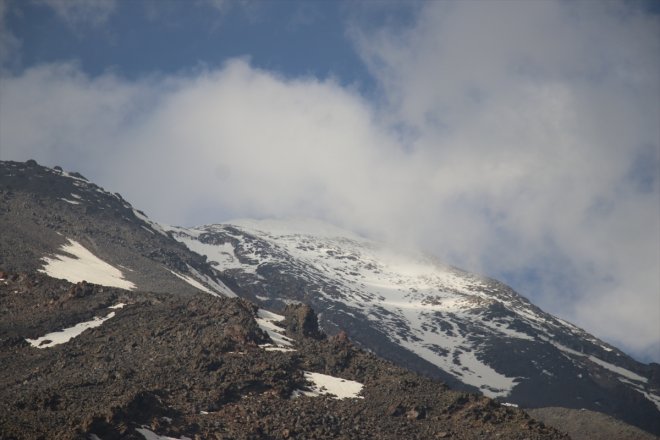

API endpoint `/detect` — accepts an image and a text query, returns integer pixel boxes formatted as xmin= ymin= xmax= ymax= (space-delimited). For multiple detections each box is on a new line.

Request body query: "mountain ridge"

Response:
xmin=1 ymin=159 xmax=658 ymax=437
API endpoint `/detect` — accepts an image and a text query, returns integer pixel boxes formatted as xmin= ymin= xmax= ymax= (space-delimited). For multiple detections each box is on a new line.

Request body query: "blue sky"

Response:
xmin=1 ymin=0 xmax=658 ymax=364
xmin=5 ymin=1 xmax=401 ymax=88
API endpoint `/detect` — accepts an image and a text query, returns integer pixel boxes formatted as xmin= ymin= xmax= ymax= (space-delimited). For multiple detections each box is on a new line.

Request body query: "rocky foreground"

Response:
xmin=0 ymin=272 xmax=567 ymax=439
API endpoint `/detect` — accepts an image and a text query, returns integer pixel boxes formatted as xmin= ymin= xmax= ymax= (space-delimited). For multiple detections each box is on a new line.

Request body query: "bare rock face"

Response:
xmin=283 ymin=303 xmax=325 ymax=340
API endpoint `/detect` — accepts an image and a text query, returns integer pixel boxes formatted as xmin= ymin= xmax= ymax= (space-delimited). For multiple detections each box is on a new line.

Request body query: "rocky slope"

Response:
xmin=0 ymin=160 xmax=232 ymax=297
xmin=169 ymin=219 xmax=660 ymax=435
xmin=526 ymin=407 xmax=658 ymax=440
xmin=0 ymin=271 xmax=567 ymax=439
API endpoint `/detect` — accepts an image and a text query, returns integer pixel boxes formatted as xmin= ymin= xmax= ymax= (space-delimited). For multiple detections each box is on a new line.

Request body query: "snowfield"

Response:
xmin=39 ymin=239 xmax=136 ymax=290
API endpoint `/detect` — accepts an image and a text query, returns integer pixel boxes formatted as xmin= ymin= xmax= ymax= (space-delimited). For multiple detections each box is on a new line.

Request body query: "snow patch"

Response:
xmin=169 ymin=229 xmax=258 ymax=274
xmin=263 ymin=346 xmax=297 ymax=352
xmin=132 ymin=209 xmax=169 ymax=237
xmin=256 ymin=309 xmax=295 ymax=349
xmin=39 ymin=239 xmax=136 ymax=290
xmin=297 ymin=371 xmax=364 ymax=399
xmin=546 ymin=338 xmax=647 ymax=383
xmin=169 ymin=269 xmax=218 ymax=297
xmin=587 ymin=356 xmax=647 ymax=383
xmin=618 ymin=378 xmax=660 ymax=411
xmin=187 ymin=265 xmax=236 ymax=297
xmin=26 ymin=304 xmax=124 ymax=348
xmin=168 ymin=266 xmax=235 ymax=297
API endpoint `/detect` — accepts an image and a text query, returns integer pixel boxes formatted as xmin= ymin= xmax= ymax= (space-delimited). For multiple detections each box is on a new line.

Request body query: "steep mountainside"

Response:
xmin=169 ymin=219 xmax=660 ymax=435
xmin=0 ymin=160 xmax=232 ymax=297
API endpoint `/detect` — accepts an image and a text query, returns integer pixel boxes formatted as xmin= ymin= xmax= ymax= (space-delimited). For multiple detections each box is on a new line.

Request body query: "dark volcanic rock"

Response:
xmin=283 ymin=303 xmax=325 ymax=340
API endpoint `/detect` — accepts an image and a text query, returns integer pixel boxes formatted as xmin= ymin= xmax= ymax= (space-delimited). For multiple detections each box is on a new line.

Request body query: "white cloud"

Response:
xmin=350 ymin=0 xmax=660 ymax=360
xmin=0 ymin=1 xmax=658 ymax=362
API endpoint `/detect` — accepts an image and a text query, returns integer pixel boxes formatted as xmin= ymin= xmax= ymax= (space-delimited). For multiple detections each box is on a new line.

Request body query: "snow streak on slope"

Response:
xmin=26 ymin=303 xmax=126 ymax=348
xmin=40 ymin=239 xmax=136 ymax=290
xmin=256 ymin=309 xmax=296 ymax=352
xmin=169 ymin=269 xmax=219 ymax=296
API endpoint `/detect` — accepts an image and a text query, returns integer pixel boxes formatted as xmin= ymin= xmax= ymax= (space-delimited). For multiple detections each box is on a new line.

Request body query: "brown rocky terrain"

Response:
xmin=0 ymin=272 xmax=567 ymax=439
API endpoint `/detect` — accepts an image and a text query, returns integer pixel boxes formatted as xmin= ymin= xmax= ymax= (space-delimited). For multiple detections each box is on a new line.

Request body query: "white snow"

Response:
xmin=179 ymin=237 xmax=254 ymax=273
xmin=132 ymin=209 xmax=169 ymax=237
xmin=618 ymin=377 xmax=660 ymax=411
xmin=136 ymin=427 xmax=191 ymax=440
xmin=168 ymin=266 xmax=235 ymax=297
xmin=297 ymin=371 xmax=364 ymax=399
xmin=26 ymin=304 xmax=124 ymax=348
xmin=256 ymin=309 xmax=295 ymax=348
xmin=587 ymin=355 xmax=648 ymax=383
xmin=263 ymin=346 xmax=297 ymax=352
xmin=173 ymin=219 xmax=649 ymax=403
xmin=60 ymin=171 xmax=88 ymax=183
xmin=39 ymin=239 xmax=136 ymax=290
xmin=187 ymin=265 xmax=236 ymax=297
xmin=172 ymin=221 xmax=531 ymax=398
xmin=169 ymin=269 xmax=218 ymax=296
xmin=546 ymin=338 xmax=648 ymax=383
xmin=60 ymin=198 xmax=80 ymax=205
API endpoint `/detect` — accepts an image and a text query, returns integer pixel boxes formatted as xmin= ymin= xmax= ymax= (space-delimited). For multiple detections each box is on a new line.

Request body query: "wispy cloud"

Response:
xmin=37 ymin=0 xmax=117 ymax=28
xmin=0 ymin=0 xmax=20 ymax=66
xmin=0 ymin=1 xmax=658 ymax=362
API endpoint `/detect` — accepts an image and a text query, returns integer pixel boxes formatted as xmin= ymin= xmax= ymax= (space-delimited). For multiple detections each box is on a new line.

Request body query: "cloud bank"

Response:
xmin=1 ymin=1 xmax=658 ymax=362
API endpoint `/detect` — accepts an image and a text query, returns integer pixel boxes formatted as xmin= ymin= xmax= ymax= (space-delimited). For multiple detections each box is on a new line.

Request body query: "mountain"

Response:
xmin=0 ymin=159 xmax=657 ymax=437
xmin=0 ymin=160 xmax=233 ymax=297
xmin=169 ymin=219 xmax=660 ymax=435
xmin=0 ymin=161 xmax=570 ymax=439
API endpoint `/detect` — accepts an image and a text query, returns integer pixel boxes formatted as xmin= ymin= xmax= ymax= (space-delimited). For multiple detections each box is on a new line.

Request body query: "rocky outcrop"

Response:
xmin=283 ymin=303 xmax=325 ymax=340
